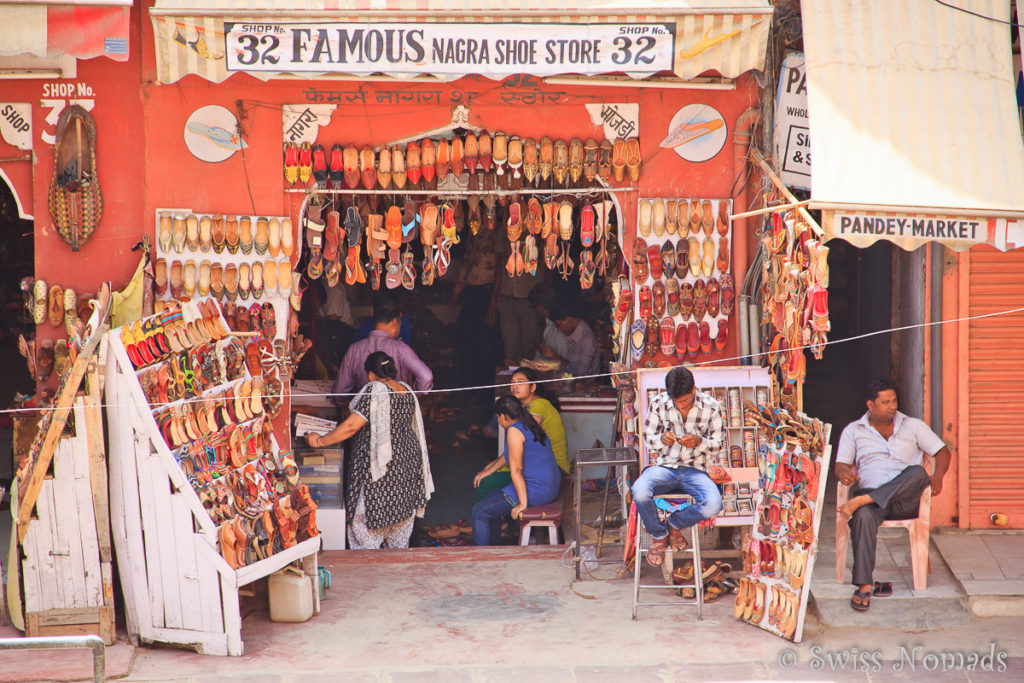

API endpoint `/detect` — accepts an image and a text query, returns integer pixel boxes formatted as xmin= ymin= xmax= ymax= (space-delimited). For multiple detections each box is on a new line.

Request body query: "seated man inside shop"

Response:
xmin=541 ymin=300 xmax=600 ymax=379
xmin=632 ymin=366 xmax=725 ymax=567
xmin=529 ymin=284 xmax=571 ymax=364
xmin=836 ymin=378 xmax=950 ymax=612
xmin=332 ymin=304 xmax=433 ymax=403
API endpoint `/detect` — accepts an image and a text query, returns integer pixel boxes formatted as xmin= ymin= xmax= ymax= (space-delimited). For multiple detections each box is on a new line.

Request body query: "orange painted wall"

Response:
xmin=3 ymin=1 xmax=763 ymax=440
xmin=3 ymin=2 xmax=147 ymax=353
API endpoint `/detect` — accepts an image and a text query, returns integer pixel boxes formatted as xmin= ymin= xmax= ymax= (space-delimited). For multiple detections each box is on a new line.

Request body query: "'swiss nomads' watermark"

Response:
xmin=776 ymin=643 xmax=1008 ymax=673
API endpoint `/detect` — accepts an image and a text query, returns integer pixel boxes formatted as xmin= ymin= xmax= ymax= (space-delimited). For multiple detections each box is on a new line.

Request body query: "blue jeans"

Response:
xmin=472 ymin=488 xmax=514 ymax=546
xmin=631 ymin=465 xmax=723 ymax=539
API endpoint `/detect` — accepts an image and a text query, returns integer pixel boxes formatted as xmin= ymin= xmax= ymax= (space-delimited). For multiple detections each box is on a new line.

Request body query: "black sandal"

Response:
xmin=873 ymin=581 xmax=893 ymax=597
xmin=851 ymin=588 xmax=871 ymax=611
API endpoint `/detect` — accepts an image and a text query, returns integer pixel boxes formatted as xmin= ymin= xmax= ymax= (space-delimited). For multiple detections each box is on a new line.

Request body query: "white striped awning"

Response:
xmin=0 ymin=1 xmax=131 ymax=62
xmin=149 ymin=0 xmax=772 ymax=84
xmin=802 ymin=0 xmax=1024 ymax=252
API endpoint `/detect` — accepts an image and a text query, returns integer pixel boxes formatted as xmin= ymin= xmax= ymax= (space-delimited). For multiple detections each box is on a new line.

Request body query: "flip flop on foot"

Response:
xmin=851 ymin=588 xmax=871 ymax=611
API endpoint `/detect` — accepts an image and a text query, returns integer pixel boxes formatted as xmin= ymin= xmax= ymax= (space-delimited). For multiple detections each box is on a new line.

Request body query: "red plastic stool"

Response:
xmin=519 ymin=501 xmax=562 ymax=545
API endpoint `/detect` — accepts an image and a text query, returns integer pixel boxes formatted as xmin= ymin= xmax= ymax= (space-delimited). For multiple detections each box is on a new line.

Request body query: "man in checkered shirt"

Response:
xmin=631 ymin=366 xmax=725 ymax=567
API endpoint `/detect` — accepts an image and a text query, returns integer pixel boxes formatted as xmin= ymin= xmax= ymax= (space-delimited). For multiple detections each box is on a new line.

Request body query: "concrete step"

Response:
xmin=809 ymin=592 xmax=973 ymax=628
xmin=812 ymin=505 xmax=974 ymax=628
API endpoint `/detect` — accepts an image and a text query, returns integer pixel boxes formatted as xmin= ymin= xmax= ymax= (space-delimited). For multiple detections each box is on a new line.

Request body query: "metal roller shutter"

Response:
xmin=965 ymin=246 xmax=1024 ymax=528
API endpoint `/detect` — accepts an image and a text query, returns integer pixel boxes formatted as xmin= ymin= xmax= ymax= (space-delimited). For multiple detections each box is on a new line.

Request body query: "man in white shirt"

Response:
xmin=528 ymin=284 xmax=571 ymax=361
xmin=835 ymin=378 xmax=951 ymax=611
xmin=545 ymin=300 xmax=599 ymax=378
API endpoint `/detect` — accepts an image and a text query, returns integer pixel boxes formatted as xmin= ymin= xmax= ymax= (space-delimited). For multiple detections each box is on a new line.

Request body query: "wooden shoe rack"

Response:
xmin=104 ymin=303 xmax=320 ymax=656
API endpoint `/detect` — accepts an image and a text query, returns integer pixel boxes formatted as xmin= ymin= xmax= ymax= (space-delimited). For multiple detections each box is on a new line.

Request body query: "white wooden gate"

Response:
xmin=105 ymin=328 xmax=320 ymax=656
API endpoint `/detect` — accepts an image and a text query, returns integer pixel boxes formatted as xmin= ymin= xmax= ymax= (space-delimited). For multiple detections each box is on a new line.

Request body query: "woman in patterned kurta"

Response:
xmin=306 ymin=351 xmax=434 ymax=549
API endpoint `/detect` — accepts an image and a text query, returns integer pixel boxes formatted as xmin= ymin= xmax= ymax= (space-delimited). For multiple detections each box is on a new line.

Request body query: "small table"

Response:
xmin=572 ymin=447 xmax=637 ymax=580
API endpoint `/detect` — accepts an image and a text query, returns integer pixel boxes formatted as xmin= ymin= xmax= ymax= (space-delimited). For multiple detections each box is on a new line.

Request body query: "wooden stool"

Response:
xmin=519 ymin=501 xmax=562 ymax=545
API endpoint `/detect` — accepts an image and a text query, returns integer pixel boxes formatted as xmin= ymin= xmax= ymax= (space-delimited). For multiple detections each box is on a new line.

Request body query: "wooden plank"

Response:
xmin=98 ymin=605 xmax=115 ymax=645
xmin=20 ymin=515 xmax=45 ymax=614
xmin=70 ymin=420 xmax=103 ymax=607
xmin=220 ymin=571 xmax=243 ymax=656
xmin=134 ymin=437 xmax=165 ymax=629
xmin=194 ymin=535 xmax=225 ymax=634
xmin=749 ymin=148 xmax=824 ymax=238
xmin=25 ymin=612 xmax=38 ymax=636
xmin=146 ymin=626 xmax=229 ymax=657
xmin=301 ymin=551 xmax=320 ymax=617
xmin=17 ymin=317 xmax=111 ymax=542
xmin=103 ymin=355 xmax=131 ymax=617
xmin=39 ymin=480 xmax=66 ymax=610
xmin=52 ymin=436 xmax=87 ymax=609
xmin=145 ymin=448 xmax=184 ymax=630
xmin=730 ymin=199 xmax=811 ymax=220
xmin=104 ymin=354 xmax=144 ymax=639
xmin=118 ymin=426 xmax=153 ymax=641
xmin=31 ymin=623 xmax=101 ymax=637
xmin=170 ymin=493 xmax=204 ymax=631
xmin=85 ymin=358 xmax=115 ymax=609
xmin=29 ymin=606 xmax=103 ymax=625
xmin=26 ymin=606 xmax=113 ymax=644
xmin=150 ymin=437 xmax=217 ymax=537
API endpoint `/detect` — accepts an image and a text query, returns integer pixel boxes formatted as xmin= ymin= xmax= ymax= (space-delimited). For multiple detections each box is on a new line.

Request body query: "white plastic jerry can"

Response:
xmin=268 ymin=566 xmax=314 ymax=622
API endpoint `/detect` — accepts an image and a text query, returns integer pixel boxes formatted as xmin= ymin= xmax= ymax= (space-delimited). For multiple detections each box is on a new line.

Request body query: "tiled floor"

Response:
xmin=934 ymin=530 xmax=1024 ymax=596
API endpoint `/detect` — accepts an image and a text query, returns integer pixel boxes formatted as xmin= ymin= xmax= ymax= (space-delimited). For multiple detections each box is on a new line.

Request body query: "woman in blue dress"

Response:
xmin=471 ymin=395 xmax=561 ymax=545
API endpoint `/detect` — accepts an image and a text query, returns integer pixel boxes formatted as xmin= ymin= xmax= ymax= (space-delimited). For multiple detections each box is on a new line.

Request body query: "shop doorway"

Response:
xmin=803 ymin=238 xmax=894 ymax=453
xmin=292 ymin=195 xmax=616 ymax=547
xmin=0 ymin=179 xmax=36 ymax=487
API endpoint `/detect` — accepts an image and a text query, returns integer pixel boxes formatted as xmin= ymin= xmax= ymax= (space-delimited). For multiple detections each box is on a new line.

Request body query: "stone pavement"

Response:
xmin=933 ymin=529 xmax=1024 ymax=618
xmin=4 ymin=544 xmax=1024 ymax=682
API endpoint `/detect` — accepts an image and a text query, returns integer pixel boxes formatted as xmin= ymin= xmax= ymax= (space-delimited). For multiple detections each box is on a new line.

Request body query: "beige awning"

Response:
xmin=0 ymin=1 xmax=131 ymax=63
xmin=149 ymin=0 xmax=772 ymax=84
xmin=802 ymin=0 xmax=1024 ymax=251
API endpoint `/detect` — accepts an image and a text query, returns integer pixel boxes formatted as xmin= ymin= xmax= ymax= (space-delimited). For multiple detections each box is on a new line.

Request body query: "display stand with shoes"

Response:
xmin=626 ymin=366 xmax=769 ymax=616
xmin=734 ymin=402 xmax=831 ymax=643
xmin=153 ymin=209 xmax=293 ymax=341
xmin=631 ymin=197 xmax=733 ymax=366
xmin=104 ymin=297 xmax=320 ymax=656
xmin=758 ymin=205 xmax=829 ymax=410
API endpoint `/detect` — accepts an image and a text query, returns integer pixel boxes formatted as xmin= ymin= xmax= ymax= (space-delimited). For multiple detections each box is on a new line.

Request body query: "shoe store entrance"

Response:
xmin=145 ymin=0 xmax=774 ymax=554
xmin=288 ymin=133 xmax=624 ymax=550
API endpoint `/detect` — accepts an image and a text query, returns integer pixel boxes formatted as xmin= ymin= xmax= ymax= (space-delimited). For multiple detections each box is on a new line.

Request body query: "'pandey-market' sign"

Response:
xmin=224 ymin=22 xmax=675 ymax=75
xmin=822 ymin=210 xmax=1024 ymax=252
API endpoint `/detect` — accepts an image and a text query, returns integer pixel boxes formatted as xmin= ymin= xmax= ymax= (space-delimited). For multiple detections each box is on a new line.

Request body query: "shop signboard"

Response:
xmin=823 ymin=210 xmax=1024 ymax=252
xmin=224 ymin=22 xmax=675 ymax=76
xmin=774 ymin=52 xmax=810 ymax=190
xmin=282 ymin=104 xmax=336 ymax=146
xmin=0 ymin=103 xmax=31 ymax=150
xmin=154 ymin=12 xmax=772 ymax=84
xmin=585 ymin=103 xmax=640 ymax=141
